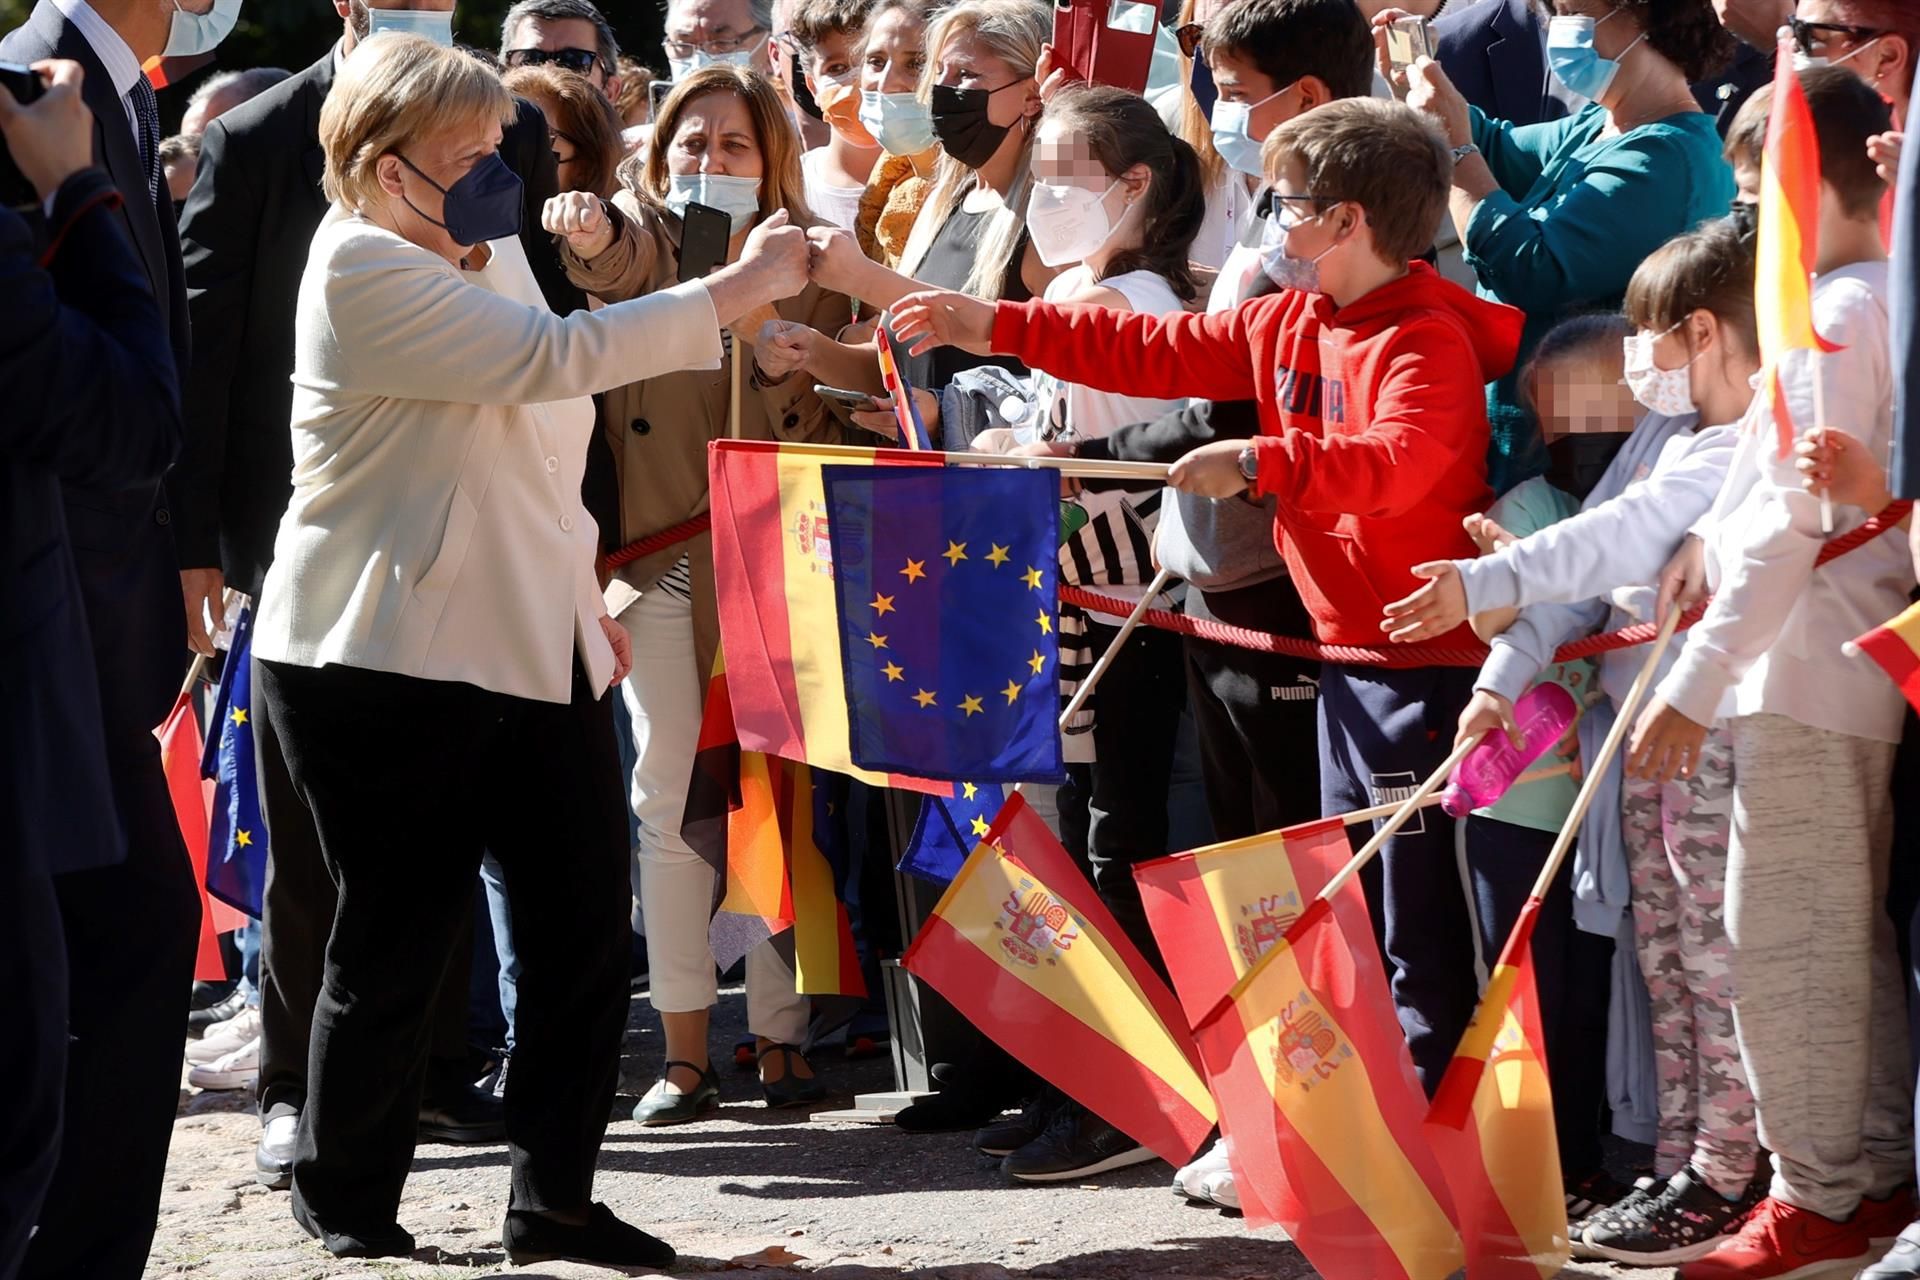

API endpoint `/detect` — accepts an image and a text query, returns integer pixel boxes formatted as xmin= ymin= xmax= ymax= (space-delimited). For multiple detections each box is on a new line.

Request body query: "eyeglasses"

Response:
xmin=548 ymin=127 xmax=580 ymax=154
xmin=1258 ymin=190 xmax=1345 ymax=222
xmin=504 ymin=46 xmax=602 ymax=75
xmin=1787 ymin=15 xmax=1886 ymax=57
xmin=1172 ymin=21 xmax=1204 ymax=57
xmin=663 ymin=28 xmax=768 ymax=59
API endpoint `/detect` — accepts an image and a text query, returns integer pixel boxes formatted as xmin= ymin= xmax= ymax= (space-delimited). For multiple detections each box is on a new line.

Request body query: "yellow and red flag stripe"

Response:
xmin=1425 ymin=900 xmax=1569 ymax=1279
xmin=1852 ymin=600 xmax=1920 ymax=714
xmin=1193 ymin=893 xmax=1463 ymax=1280
xmin=903 ymin=794 xmax=1216 ymax=1164
xmin=708 ymin=749 xmax=798 ymax=971
xmin=1755 ymin=41 xmax=1844 ymax=457
xmin=1134 ymin=817 xmax=1352 ymax=1029
xmin=785 ymin=763 xmax=866 ymax=998
xmin=709 ymin=439 xmax=949 ymax=795
xmin=158 ymin=693 xmax=236 ymax=982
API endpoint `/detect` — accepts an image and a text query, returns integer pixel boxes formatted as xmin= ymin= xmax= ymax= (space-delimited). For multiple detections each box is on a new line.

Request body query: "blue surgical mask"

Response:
xmin=164 ymin=0 xmax=242 ymax=58
xmin=858 ymin=88 xmax=937 ymax=156
xmin=665 ymin=172 xmax=762 ymax=231
xmin=397 ymin=151 xmax=523 ymax=247
xmin=367 ymin=7 xmax=456 ymax=46
xmin=1209 ymin=82 xmax=1292 ymax=178
xmin=1545 ymin=11 xmax=1644 ymax=101
xmin=1258 ymin=203 xmax=1340 ymax=293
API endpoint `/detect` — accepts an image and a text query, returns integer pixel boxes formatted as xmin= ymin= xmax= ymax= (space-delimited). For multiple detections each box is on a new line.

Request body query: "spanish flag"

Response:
xmin=1851 ymin=600 xmax=1920 ymax=714
xmin=1193 ymin=893 xmax=1463 ymax=1280
xmin=709 ymin=439 xmax=948 ymax=794
xmin=157 ymin=693 xmax=237 ymax=982
xmin=902 ymin=794 xmax=1217 ymax=1164
xmin=707 ymin=749 xmax=796 ymax=972
xmin=1133 ymin=817 xmax=1351 ymax=1028
xmin=1425 ymin=899 xmax=1569 ymax=1279
xmin=1756 ymin=41 xmax=1843 ymax=457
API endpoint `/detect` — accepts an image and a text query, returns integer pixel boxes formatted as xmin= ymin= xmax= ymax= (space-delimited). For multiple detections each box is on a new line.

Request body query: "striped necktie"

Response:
xmin=129 ymin=73 xmax=160 ymax=207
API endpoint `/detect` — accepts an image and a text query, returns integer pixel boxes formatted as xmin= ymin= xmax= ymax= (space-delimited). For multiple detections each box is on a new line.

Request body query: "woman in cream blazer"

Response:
xmin=249 ymin=35 xmax=806 ymax=1270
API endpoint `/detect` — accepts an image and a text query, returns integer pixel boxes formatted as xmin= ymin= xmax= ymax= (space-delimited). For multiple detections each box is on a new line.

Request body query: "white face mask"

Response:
xmin=1025 ymin=177 xmax=1126 ymax=267
xmin=164 ymin=0 xmax=242 ymax=58
xmin=665 ymin=171 xmax=763 ymax=231
xmin=366 ymin=7 xmax=455 ymax=46
xmin=665 ymin=36 xmax=764 ymax=82
xmin=1623 ymin=323 xmax=1699 ymax=417
xmin=1258 ymin=200 xmax=1341 ymax=293
xmin=1795 ymin=33 xmax=1882 ymax=73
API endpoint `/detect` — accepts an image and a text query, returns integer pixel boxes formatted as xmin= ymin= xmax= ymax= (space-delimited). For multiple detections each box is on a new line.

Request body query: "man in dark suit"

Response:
xmin=0 ymin=58 xmax=182 ymax=1280
xmin=1433 ymin=0 xmax=1580 ymax=127
xmin=0 ymin=0 xmax=221 ymax=1275
xmin=173 ymin=0 xmax=587 ymax=1191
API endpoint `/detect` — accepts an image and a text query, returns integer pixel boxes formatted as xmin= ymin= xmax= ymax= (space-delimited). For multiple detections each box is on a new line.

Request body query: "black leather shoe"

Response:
xmin=896 ymin=1085 xmax=1008 ymax=1133
xmin=418 ymin=1082 xmax=506 ymax=1143
xmin=1002 ymin=1103 xmax=1158 ymax=1182
xmin=502 ymin=1202 xmax=675 ymax=1269
xmin=760 ymin=1044 xmax=827 ymax=1109
xmin=975 ymin=1092 xmax=1057 ymax=1157
xmin=1861 ymin=1222 xmax=1920 ymax=1279
xmin=633 ymin=1060 xmax=720 ymax=1126
xmin=188 ymin=988 xmax=245 ymax=1035
xmin=290 ymin=1189 xmax=413 ymax=1259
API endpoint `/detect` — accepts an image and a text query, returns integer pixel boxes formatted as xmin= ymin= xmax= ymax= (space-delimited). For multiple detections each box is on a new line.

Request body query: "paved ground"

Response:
xmin=148 ymin=985 xmax=1686 ymax=1280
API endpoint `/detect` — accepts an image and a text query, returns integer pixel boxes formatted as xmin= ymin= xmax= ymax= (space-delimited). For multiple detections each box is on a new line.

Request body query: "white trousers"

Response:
xmin=619 ymin=585 xmax=808 ymax=1046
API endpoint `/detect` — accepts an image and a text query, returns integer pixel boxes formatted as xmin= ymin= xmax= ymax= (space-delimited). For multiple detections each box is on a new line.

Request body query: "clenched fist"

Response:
xmin=740 ymin=208 xmax=810 ymax=303
xmin=805 ymin=225 xmax=872 ymax=297
xmin=543 ymin=190 xmax=615 ymax=259
xmin=756 ymin=318 xmax=816 ymax=382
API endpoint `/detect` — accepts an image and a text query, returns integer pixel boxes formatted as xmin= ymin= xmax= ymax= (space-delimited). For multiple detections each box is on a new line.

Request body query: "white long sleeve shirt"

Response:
xmin=1657 ymin=262 xmax=1914 ymax=743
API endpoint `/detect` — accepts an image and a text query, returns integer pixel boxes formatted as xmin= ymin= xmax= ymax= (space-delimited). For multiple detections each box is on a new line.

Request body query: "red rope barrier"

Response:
xmin=604 ymin=512 xmax=714 ymax=571
xmin=1061 ymin=501 xmax=1911 ymax=669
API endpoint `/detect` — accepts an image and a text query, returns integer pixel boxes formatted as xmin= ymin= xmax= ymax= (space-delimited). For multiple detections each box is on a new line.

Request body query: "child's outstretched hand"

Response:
xmin=1382 ymin=561 xmax=1467 ymax=642
xmin=1463 ymin=511 xmax=1517 ymax=555
xmin=1795 ymin=428 xmax=1892 ymax=512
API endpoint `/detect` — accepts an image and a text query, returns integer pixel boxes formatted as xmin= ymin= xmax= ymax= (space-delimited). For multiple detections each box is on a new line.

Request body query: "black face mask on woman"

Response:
xmin=930 ymin=80 xmax=1026 ymax=168
xmin=1545 ymin=432 xmax=1631 ymax=502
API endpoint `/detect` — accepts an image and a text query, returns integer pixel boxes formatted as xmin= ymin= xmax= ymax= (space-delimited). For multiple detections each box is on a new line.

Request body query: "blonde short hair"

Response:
xmin=321 ymin=34 xmax=517 ymax=211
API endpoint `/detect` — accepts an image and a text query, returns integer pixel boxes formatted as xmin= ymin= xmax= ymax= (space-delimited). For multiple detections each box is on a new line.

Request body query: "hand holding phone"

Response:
xmin=1384 ymin=16 xmax=1433 ymax=72
xmin=813 ymin=383 xmax=877 ymax=409
xmin=0 ymin=59 xmax=81 ymax=210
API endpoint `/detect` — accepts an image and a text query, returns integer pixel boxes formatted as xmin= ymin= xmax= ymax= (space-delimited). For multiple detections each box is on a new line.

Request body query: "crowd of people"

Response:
xmin=8 ymin=0 xmax=1920 ymax=1276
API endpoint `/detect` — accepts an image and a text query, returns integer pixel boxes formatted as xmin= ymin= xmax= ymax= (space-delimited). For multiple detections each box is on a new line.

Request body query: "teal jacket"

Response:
xmin=1465 ymin=103 xmax=1734 ymax=494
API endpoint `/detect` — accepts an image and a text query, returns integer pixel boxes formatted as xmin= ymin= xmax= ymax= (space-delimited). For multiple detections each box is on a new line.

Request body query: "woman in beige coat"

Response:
xmin=544 ymin=64 xmax=849 ymax=1124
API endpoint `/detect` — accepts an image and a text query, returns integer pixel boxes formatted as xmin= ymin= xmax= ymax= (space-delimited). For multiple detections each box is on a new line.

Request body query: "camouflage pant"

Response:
xmin=1622 ymin=723 xmax=1759 ymax=1198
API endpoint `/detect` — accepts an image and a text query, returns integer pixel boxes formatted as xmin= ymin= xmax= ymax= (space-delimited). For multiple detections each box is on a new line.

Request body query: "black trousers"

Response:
xmin=1183 ymin=578 xmax=1322 ymax=842
xmin=256 ymin=660 xmax=628 ymax=1230
xmin=0 ymin=850 xmax=64 ymax=1280
xmin=1057 ymin=619 xmax=1186 ymax=971
xmin=20 ymin=738 xmax=198 ymax=1280
xmin=252 ymin=672 xmax=474 ymax=1119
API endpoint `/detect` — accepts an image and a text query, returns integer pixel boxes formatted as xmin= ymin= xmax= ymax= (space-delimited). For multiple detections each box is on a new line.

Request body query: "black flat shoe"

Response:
xmin=290 ymin=1189 xmax=414 ymax=1259
xmin=502 ymin=1202 xmax=675 ymax=1269
xmin=759 ymin=1044 xmax=827 ymax=1109
xmin=633 ymin=1060 xmax=720 ymax=1126
xmin=418 ymin=1082 xmax=506 ymax=1144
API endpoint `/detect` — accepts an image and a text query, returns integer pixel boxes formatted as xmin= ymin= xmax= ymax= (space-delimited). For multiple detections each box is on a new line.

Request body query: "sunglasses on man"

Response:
xmin=1786 ymin=15 xmax=1886 ymax=58
xmin=504 ymin=46 xmax=603 ymax=76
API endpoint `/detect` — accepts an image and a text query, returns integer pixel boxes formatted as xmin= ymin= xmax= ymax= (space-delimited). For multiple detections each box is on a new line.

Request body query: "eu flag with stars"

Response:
xmin=823 ymin=465 xmax=1063 ymax=784
xmin=200 ymin=606 xmax=268 ymax=918
xmin=899 ymin=782 xmax=1008 ymax=884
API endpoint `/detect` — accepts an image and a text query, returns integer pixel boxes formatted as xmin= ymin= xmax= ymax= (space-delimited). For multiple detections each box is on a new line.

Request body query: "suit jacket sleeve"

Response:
xmin=504 ymin=94 xmax=586 ymax=317
xmin=0 ymin=169 xmax=181 ymax=487
xmin=174 ymin=117 xmax=254 ymax=569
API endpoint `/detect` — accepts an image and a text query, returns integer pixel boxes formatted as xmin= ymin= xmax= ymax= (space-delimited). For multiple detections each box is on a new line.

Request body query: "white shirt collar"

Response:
xmin=52 ymin=0 xmax=144 ymax=104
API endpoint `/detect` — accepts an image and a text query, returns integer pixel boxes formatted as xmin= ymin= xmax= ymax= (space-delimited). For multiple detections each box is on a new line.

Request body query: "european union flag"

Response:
xmin=824 ymin=465 xmax=1063 ymax=784
xmin=200 ymin=606 xmax=268 ymax=918
xmin=899 ymin=782 xmax=1008 ymax=884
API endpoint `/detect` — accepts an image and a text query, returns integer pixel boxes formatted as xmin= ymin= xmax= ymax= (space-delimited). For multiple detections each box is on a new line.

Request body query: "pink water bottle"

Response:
xmin=1440 ymin=683 xmax=1578 ymax=818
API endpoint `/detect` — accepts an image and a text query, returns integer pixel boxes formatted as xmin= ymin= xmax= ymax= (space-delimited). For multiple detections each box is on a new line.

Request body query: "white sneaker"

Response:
xmin=1172 ymin=1138 xmax=1232 ymax=1201
xmin=1197 ymin=1167 xmax=1241 ymax=1211
xmin=187 ymin=1035 xmax=261 ymax=1090
xmin=186 ymin=1007 xmax=261 ymax=1065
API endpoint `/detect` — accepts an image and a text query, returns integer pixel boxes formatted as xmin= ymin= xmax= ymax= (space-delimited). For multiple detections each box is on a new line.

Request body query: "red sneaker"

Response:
xmin=1680 ymin=1197 xmax=1871 ymax=1280
xmin=1858 ymin=1187 xmax=1918 ymax=1248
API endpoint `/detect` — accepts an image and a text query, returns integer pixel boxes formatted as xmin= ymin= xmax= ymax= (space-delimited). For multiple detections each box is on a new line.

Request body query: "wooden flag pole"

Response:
xmin=1516 ymin=606 xmax=1684 ymax=908
xmin=1315 ymin=733 xmax=1484 ymax=904
xmin=1326 ymin=762 xmax=1573 ymax=829
xmin=754 ymin=438 xmax=1171 ymax=482
xmin=1814 ymin=350 xmax=1835 ymax=534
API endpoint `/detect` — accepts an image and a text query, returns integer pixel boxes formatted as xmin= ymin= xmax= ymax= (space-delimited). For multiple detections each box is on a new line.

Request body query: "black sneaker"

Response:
xmin=975 ymin=1092 xmax=1058 ymax=1158
xmin=1000 ymin=1102 xmax=1158 ymax=1183
xmin=1582 ymin=1164 xmax=1762 ymax=1264
xmin=1565 ymin=1168 xmax=1634 ymax=1227
xmin=1572 ymin=1174 xmax=1665 ymax=1257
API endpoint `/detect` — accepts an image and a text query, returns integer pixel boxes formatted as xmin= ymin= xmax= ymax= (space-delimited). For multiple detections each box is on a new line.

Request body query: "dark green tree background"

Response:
xmin=0 ymin=0 xmax=666 ymax=129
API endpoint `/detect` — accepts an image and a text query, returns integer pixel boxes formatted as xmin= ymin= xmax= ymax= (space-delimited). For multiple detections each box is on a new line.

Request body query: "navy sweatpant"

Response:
xmin=1318 ymin=662 xmax=1479 ymax=1094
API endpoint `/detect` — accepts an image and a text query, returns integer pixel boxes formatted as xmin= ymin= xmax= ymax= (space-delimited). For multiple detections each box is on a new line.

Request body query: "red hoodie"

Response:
xmin=992 ymin=262 xmax=1524 ymax=648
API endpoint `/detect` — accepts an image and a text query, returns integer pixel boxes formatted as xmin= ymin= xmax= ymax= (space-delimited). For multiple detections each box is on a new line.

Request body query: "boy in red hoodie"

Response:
xmin=892 ymin=96 xmax=1524 ymax=1089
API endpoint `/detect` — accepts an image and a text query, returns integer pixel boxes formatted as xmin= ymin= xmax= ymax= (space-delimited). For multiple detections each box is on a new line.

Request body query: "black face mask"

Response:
xmin=790 ymin=51 xmax=824 ymax=120
xmin=1545 ymin=432 xmax=1631 ymax=502
xmin=930 ymin=81 xmax=1024 ymax=168
xmin=1728 ymin=199 xmax=1758 ymax=242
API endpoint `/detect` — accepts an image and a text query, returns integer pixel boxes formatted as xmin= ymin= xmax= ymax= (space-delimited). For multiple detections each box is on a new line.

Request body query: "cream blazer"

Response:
xmin=252 ymin=208 xmax=724 ymax=704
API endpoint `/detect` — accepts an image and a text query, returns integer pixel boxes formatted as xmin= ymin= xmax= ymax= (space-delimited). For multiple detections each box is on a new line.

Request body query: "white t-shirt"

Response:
xmin=801 ymin=147 xmax=864 ymax=231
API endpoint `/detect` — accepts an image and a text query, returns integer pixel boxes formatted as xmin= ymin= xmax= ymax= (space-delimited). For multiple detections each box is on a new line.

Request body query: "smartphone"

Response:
xmin=0 ymin=62 xmax=47 ymax=212
xmin=813 ymin=384 xmax=877 ymax=409
xmin=648 ymin=77 xmax=674 ymax=119
xmin=1385 ymin=16 xmax=1433 ymax=72
xmin=676 ymin=201 xmax=732 ymax=283
xmin=1050 ymin=0 xmax=1158 ymax=92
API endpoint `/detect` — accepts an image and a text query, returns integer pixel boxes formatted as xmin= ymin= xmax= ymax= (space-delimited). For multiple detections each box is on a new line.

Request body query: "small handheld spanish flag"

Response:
xmin=875 ymin=326 xmax=930 ymax=451
xmin=1850 ymin=600 xmax=1920 ymax=713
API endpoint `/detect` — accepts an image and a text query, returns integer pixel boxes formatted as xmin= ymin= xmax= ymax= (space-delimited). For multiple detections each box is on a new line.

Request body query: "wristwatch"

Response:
xmin=1237 ymin=446 xmax=1259 ymax=483
xmin=1451 ymin=141 xmax=1480 ymax=163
